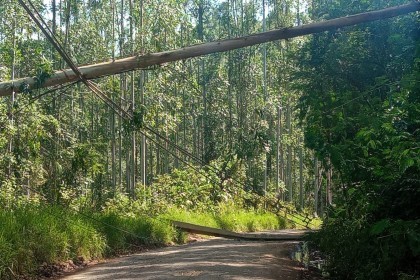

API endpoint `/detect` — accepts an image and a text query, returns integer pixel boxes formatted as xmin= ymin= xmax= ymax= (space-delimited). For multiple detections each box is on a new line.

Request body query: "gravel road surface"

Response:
xmin=62 ymin=237 xmax=304 ymax=280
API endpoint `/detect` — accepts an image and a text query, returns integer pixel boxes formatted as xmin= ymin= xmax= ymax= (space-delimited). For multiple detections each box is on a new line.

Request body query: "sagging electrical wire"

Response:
xmin=16 ymin=0 xmax=314 ymax=227
xmin=17 ymin=0 xmax=256 ymax=195
xmin=18 ymin=0 xmax=131 ymax=120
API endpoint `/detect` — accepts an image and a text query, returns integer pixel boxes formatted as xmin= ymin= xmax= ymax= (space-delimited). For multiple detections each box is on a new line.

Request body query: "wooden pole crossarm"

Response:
xmin=0 ymin=1 xmax=418 ymax=97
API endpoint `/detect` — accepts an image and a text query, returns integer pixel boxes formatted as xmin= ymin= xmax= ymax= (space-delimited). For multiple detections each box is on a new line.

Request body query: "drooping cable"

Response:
xmin=18 ymin=0 xmax=131 ymax=120
xmin=16 ymin=0 xmax=315 ymax=227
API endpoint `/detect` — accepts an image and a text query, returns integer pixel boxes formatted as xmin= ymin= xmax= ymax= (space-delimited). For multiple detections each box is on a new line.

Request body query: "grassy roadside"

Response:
xmin=0 ymin=203 xmax=320 ymax=279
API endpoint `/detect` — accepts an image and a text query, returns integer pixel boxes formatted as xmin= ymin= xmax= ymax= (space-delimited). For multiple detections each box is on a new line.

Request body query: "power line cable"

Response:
xmin=18 ymin=0 xmax=131 ymax=120
xmin=18 ymin=0 xmax=258 ymax=195
xmin=17 ymin=0 xmax=314 ymax=227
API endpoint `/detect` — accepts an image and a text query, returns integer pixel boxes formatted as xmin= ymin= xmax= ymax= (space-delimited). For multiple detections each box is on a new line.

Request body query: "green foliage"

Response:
xmin=309 ymin=211 xmax=420 ymax=280
xmin=215 ymin=205 xmax=284 ymax=232
xmin=143 ymin=167 xmax=222 ymax=212
xmin=33 ymin=58 xmax=54 ymax=90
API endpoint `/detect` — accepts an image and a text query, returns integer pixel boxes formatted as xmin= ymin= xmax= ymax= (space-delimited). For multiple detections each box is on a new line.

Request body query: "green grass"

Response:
xmin=94 ymin=212 xmax=177 ymax=255
xmin=215 ymin=210 xmax=285 ymax=232
xmin=162 ymin=205 xmax=289 ymax=232
xmin=0 ymin=204 xmax=184 ymax=279
xmin=161 ymin=207 xmax=219 ymax=228
xmin=0 ymin=205 xmax=105 ymax=279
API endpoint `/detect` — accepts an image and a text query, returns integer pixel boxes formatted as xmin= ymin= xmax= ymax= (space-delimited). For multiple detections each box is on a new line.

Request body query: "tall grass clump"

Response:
xmin=0 ymin=234 xmax=14 ymax=279
xmin=94 ymin=212 xmax=177 ymax=255
xmin=161 ymin=207 xmax=219 ymax=228
xmin=0 ymin=204 xmax=106 ymax=279
xmin=216 ymin=204 xmax=288 ymax=232
xmin=65 ymin=216 xmax=105 ymax=260
xmin=161 ymin=204 xmax=288 ymax=233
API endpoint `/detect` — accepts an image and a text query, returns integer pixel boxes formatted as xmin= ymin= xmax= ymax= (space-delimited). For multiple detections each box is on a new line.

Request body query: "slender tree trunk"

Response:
xmin=276 ymin=105 xmax=281 ymax=193
xmin=314 ymin=158 xmax=318 ymax=216
xmin=52 ymin=0 xmax=56 ymax=35
xmin=327 ymin=160 xmax=333 ymax=205
xmin=164 ymin=117 xmax=169 ymax=173
xmin=286 ymin=101 xmax=292 ymax=202
xmin=7 ymin=16 xmax=17 ymax=178
xmin=320 ymin=167 xmax=324 ymax=218
xmin=129 ymin=0 xmax=136 ymax=197
xmin=148 ymin=140 xmax=153 ymax=185
xmin=155 ymin=115 xmax=161 ymax=175
xmin=299 ymin=137 xmax=304 ymax=209
xmin=262 ymin=0 xmax=268 ymax=199
xmin=118 ymin=0 xmax=124 ymax=189
xmin=139 ymin=0 xmax=146 ymax=188
xmin=110 ymin=0 xmax=117 ymax=191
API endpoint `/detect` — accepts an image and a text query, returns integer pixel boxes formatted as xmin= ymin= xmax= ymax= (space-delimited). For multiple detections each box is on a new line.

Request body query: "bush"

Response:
xmin=308 ymin=207 xmax=420 ymax=280
xmin=145 ymin=168 xmax=219 ymax=212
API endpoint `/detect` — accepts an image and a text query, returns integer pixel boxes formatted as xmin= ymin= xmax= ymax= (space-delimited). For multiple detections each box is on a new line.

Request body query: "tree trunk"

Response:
xmin=299 ymin=137 xmax=304 ymax=210
xmin=129 ymin=0 xmax=136 ymax=197
xmin=2 ymin=2 xmax=417 ymax=96
xmin=286 ymin=101 xmax=292 ymax=202
xmin=314 ymin=158 xmax=318 ymax=216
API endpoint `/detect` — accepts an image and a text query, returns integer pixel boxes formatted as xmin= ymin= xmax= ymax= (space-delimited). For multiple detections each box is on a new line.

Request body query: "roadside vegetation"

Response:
xmin=0 ymin=168 xmax=318 ymax=279
xmin=0 ymin=203 xmax=304 ymax=279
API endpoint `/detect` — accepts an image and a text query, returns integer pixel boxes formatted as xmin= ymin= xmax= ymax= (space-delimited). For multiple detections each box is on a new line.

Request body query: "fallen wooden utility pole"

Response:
xmin=171 ymin=220 xmax=311 ymax=241
xmin=0 ymin=2 xmax=418 ymax=97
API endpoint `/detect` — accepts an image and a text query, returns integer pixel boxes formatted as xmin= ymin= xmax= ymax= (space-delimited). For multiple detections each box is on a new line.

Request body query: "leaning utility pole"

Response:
xmin=0 ymin=2 xmax=418 ymax=96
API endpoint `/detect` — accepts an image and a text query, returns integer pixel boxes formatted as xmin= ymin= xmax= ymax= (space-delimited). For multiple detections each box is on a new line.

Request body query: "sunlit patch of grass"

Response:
xmin=277 ymin=210 xmax=322 ymax=229
xmin=162 ymin=205 xmax=289 ymax=233
xmin=216 ymin=205 xmax=287 ymax=232
xmin=161 ymin=207 xmax=219 ymax=228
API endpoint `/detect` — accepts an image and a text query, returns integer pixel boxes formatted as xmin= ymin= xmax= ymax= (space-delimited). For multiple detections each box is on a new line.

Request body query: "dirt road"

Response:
xmin=62 ymin=237 xmax=305 ymax=280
